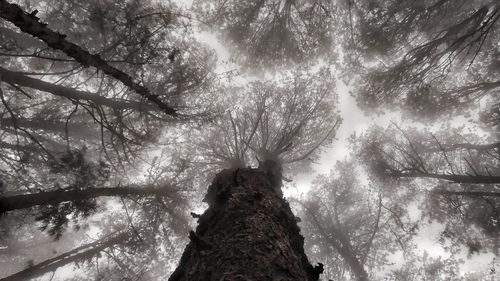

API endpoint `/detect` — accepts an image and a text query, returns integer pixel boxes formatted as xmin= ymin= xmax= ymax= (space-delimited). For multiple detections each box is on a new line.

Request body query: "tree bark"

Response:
xmin=169 ymin=168 xmax=323 ymax=281
xmin=0 ymin=186 xmax=173 ymax=213
xmin=0 ymin=0 xmax=177 ymax=116
xmin=0 ymin=232 xmax=128 ymax=281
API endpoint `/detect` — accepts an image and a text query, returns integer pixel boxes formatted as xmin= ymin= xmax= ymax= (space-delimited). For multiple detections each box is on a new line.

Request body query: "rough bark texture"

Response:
xmin=0 ymin=0 xmax=177 ymax=116
xmin=169 ymin=167 xmax=323 ymax=281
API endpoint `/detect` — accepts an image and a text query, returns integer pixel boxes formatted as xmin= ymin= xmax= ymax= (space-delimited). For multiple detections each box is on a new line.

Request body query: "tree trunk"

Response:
xmin=169 ymin=167 xmax=323 ymax=280
xmin=1 ymin=116 xmax=95 ymax=136
xmin=396 ymin=172 xmax=500 ymax=184
xmin=0 ymin=186 xmax=173 ymax=213
xmin=0 ymin=67 xmax=159 ymax=112
xmin=335 ymin=244 xmax=368 ymax=281
xmin=419 ymin=141 xmax=500 ymax=153
xmin=0 ymin=0 xmax=176 ymax=116
xmin=306 ymin=210 xmax=368 ymax=281
xmin=432 ymin=190 xmax=500 ymax=197
xmin=0 ymin=233 xmax=128 ymax=281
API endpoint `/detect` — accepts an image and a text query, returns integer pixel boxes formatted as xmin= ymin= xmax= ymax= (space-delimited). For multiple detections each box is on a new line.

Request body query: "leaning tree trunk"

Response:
xmin=0 ymin=232 xmax=128 ymax=281
xmin=0 ymin=186 xmax=173 ymax=214
xmin=169 ymin=166 xmax=323 ymax=281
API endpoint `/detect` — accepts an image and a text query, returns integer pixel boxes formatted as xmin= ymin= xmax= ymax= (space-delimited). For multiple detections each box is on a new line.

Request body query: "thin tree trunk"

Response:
xmin=395 ymin=172 xmax=500 ymax=184
xmin=1 ymin=116 xmax=95 ymax=135
xmin=417 ymin=141 xmax=500 ymax=153
xmin=0 ymin=67 xmax=160 ymax=112
xmin=432 ymin=190 xmax=500 ymax=197
xmin=0 ymin=140 xmax=39 ymax=153
xmin=0 ymin=186 xmax=173 ymax=213
xmin=307 ymin=211 xmax=368 ymax=281
xmin=169 ymin=167 xmax=323 ymax=280
xmin=334 ymin=241 xmax=368 ymax=281
xmin=0 ymin=233 xmax=128 ymax=281
xmin=0 ymin=0 xmax=177 ymax=116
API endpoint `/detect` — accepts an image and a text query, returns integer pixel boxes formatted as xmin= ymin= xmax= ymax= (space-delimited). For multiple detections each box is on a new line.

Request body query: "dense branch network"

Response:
xmin=0 ymin=0 xmax=177 ymax=116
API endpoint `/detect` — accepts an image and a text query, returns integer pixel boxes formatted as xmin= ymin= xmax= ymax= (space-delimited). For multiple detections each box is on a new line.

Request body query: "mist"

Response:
xmin=0 ymin=0 xmax=499 ymax=280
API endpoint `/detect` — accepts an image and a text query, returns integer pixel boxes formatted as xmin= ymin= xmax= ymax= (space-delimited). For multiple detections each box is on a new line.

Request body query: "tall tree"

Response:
xmin=167 ymin=66 xmax=339 ymax=279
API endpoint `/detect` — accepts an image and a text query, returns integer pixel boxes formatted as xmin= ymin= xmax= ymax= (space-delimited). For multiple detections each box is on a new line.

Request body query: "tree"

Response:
xmin=356 ymin=124 xmax=499 ymax=183
xmin=188 ymin=67 xmax=340 ymax=173
xmin=0 ymin=231 xmax=129 ymax=281
xmin=385 ymin=251 xmax=462 ymax=281
xmin=194 ymin=0 xmax=336 ymax=68
xmin=299 ymin=160 xmax=418 ymax=281
xmin=0 ymin=0 xmax=210 ymax=241
xmin=0 ymin=0 xmax=216 ymax=192
xmin=166 ymin=66 xmax=339 ymax=279
xmin=168 ymin=168 xmax=324 ymax=280
xmin=0 ymin=0 xmax=179 ymax=116
xmin=345 ymin=0 xmax=500 ymax=121
xmin=0 ymin=184 xmax=178 ymax=214
xmin=357 ymin=124 xmax=500 ymax=254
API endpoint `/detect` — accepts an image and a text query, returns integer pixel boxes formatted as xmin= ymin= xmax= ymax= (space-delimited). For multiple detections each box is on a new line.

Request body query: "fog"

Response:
xmin=0 ymin=0 xmax=499 ymax=280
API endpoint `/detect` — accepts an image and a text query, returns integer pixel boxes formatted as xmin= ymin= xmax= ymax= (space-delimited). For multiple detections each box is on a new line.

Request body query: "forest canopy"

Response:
xmin=0 ymin=0 xmax=498 ymax=280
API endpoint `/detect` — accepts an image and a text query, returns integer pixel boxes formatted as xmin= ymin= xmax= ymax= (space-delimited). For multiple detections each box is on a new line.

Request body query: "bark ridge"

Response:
xmin=169 ymin=168 xmax=323 ymax=281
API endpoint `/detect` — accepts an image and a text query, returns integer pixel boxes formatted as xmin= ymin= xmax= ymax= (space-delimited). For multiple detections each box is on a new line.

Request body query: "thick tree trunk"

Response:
xmin=0 ymin=186 xmax=173 ymax=213
xmin=169 ymin=167 xmax=323 ymax=280
xmin=0 ymin=233 xmax=128 ymax=281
